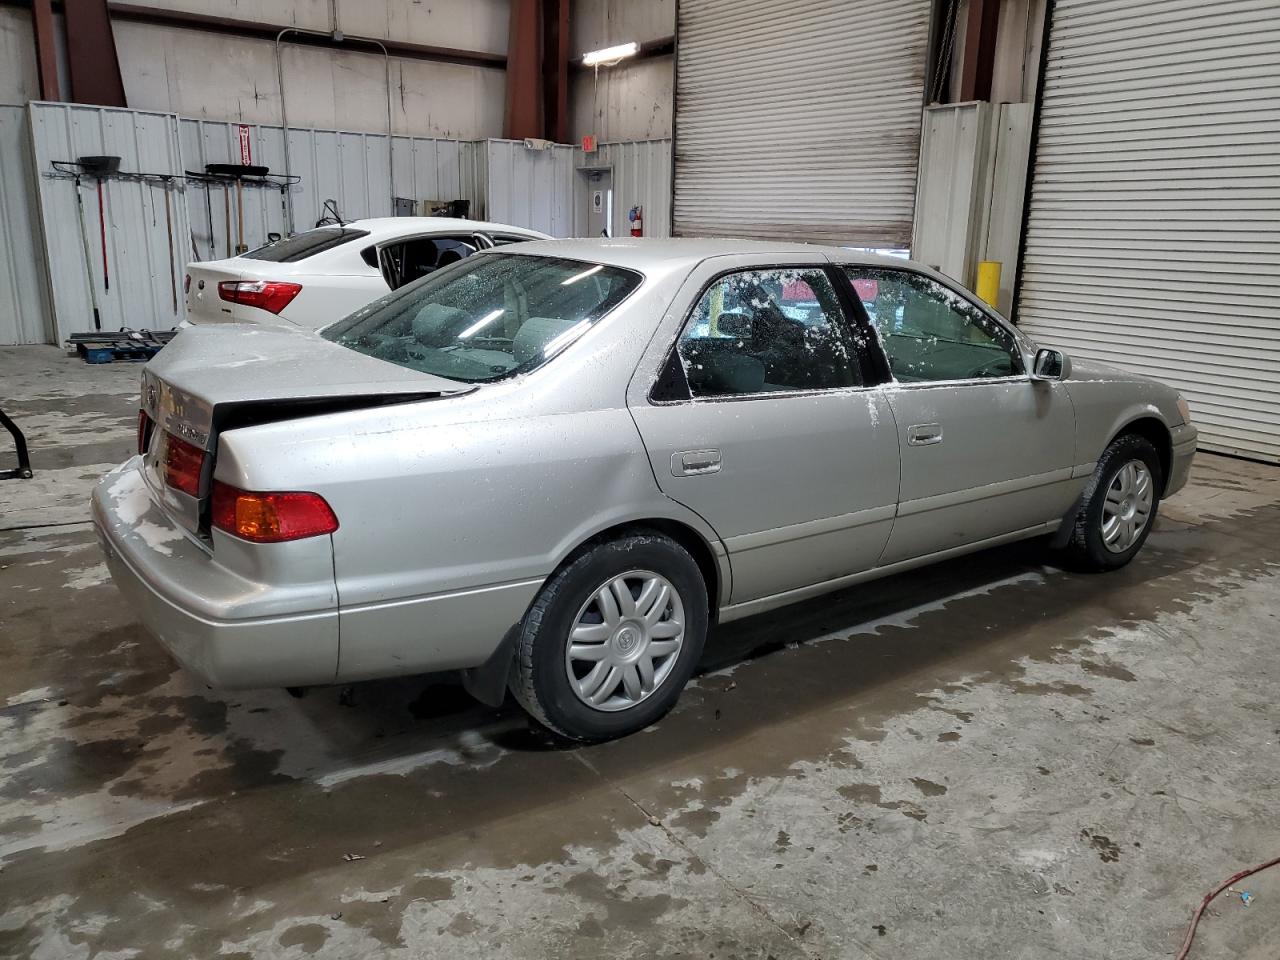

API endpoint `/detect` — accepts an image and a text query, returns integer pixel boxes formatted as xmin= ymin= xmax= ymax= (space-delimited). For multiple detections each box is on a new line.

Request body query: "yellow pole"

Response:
xmin=976 ymin=261 xmax=1002 ymax=308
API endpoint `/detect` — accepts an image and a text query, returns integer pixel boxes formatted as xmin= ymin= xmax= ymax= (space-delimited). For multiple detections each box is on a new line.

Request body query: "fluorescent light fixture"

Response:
xmin=458 ymin=308 xmax=504 ymax=339
xmin=582 ymin=41 xmax=639 ymax=67
xmin=561 ymin=264 xmax=604 ymax=286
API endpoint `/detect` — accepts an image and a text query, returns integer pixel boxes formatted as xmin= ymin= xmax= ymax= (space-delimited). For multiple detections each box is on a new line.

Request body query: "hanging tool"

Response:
xmin=162 ymin=181 xmax=179 ymax=315
xmin=203 ymin=183 xmax=215 ymax=259
xmin=71 ymin=173 xmax=103 ymax=331
xmin=224 ymin=185 xmax=232 ymax=258
xmin=235 ymin=176 xmax=246 ymax=254
xmin=96 ymin=178 xmax=110 ymax=292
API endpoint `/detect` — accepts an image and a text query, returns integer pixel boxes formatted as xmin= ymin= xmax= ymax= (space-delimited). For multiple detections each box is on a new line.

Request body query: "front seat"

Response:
xmin=513 ymin=316 xmax=581 ymax=364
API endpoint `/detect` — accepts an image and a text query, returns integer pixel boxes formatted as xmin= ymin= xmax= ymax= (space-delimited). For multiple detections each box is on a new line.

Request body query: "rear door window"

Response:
xmin=379 ymin=234 xmax=481 ymax=289
xmin=242 ymin=227 xmax=370 ymax=263
xmin=487 ymin=234 xmax=539 ymax=246
xmin=676 ymin=268 xmax=865 ymax=398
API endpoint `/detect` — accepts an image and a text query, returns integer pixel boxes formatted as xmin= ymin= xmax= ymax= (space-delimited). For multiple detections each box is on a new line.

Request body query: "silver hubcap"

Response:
xmin=564 ymin=569 xmax=686 ymax=712
xmin=1102 ymin=459 xmax=1154 ymax=553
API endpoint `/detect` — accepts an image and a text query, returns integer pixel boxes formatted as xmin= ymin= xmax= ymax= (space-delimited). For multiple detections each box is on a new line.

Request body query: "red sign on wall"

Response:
xmin=581 ymin=134 xmax=597 ymax=153
xmin=237 ymin=124 xmax=252 ymax=165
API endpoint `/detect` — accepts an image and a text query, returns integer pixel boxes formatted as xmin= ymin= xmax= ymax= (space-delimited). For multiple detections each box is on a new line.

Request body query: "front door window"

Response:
xmin=844 ymin=268 xmax=1021 ymax=382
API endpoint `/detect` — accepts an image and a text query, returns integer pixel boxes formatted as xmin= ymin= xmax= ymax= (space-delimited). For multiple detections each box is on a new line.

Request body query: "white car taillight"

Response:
xmin=217 ymin=280 xmax=303 ymax=315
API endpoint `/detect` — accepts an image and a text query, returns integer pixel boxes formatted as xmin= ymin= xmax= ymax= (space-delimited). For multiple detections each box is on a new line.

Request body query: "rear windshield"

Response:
xmin=242 ymin=227 xmax=370 ymax=263
xmin=321 ymin=253 xmax=642 ymax=383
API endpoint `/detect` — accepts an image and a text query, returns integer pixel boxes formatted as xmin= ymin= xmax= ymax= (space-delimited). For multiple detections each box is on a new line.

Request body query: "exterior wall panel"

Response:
xmin=0 ymin=106 xmax=52 ymax=344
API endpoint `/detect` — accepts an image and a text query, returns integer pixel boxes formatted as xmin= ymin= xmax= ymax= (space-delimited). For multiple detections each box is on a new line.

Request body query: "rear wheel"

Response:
xmin=511 ymin=533 xmax=708 ymax=741
xmin=1059 ymin=433 xmax=1163 ymax=571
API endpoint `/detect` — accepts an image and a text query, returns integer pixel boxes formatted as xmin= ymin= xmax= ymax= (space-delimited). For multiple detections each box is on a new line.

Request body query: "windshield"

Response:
xmin=321 ymin=254 xmax=643 ymax=383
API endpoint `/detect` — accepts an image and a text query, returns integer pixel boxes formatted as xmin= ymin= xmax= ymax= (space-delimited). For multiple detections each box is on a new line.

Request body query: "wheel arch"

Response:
xmin=556 ymin=517 xmax=728 ymax=621
xmin=1110 ymin=415 xmax=1173 ymax=494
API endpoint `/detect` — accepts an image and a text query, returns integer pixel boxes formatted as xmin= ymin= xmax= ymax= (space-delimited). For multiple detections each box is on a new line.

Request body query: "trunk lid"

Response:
xmin=139 ymin=324 xmax=471 ymax=535
xmin=186 ymin=261 xmax=247 ymax=324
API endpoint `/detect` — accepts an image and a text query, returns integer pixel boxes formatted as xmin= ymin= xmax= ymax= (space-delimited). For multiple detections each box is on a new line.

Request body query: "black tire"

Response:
xmin=1058 ymin=433 xmax=1163 ymax=572
xmin=511 ymin=532 xmax=709 ymax=742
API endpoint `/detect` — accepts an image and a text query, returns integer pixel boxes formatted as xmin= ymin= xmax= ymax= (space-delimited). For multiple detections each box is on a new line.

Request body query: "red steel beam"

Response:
xmin=542 ymin=0 xmax=570 ymax=143
xmin=958 ymin=0 xmax=1001 ymax=102
xmin=30 ymin=0 xmax=60 ymax=100
xmin=64 ymin=0 xmax=126 ymax=106
xmin=504 ymin=0 xmax=543 ymax=140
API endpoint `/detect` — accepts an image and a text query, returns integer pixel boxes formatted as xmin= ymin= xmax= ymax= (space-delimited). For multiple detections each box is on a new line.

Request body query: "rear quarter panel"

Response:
xmin=213 ymin=266 xmax=721 ymax=680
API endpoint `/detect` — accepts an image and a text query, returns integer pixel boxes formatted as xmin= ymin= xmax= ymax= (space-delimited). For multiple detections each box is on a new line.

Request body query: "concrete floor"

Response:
xmin=2 ymin=344 xmax=1280 ymax=959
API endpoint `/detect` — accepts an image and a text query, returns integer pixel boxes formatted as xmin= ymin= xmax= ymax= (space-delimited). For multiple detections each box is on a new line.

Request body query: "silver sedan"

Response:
xmin=93 ymin=239 xmax=1197 ymax=741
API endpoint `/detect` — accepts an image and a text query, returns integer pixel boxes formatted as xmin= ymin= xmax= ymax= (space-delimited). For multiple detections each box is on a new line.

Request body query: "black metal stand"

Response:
xmin=0 ymin=408 xmax=33 ymax=480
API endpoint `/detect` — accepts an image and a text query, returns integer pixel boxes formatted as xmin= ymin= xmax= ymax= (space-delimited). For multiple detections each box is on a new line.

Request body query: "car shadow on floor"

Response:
xmin=323 ymin=515 xmax=1236 ymax=765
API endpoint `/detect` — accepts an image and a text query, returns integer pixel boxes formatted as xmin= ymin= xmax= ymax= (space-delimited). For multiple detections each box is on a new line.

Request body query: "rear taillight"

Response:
xmin=137 ymin=410 xmax=153 ymax=455
xmin=163 ymin=433 xmax=206 ymax=497
xmin=217 ymin=280 xmax=303 ymax=315
xmin=211 ymin=481 xmax=338 ymax=543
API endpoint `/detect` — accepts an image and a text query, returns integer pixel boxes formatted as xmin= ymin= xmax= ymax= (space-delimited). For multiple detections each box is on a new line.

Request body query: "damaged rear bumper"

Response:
xmin=92 ymin=459 xmax=340 ymax=688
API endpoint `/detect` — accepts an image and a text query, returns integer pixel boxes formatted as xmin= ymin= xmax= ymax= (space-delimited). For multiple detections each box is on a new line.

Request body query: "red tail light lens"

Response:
xmin=163 ymin=433 xmax=206 ymax=497
xmin=211 ymin=481 xmax=338 ymax=543
xmin=137 ymin=410 xmax=153 ymax=455
xmin=217 ymin=280 xmax=303 ymax=315
xmin=183 ymin=274 xmax=192 ymax=294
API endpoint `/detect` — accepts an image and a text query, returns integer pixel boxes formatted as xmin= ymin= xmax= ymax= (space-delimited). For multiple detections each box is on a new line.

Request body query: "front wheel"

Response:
xmin=1058 ymin=433 xmax=1163 ymax=571
xmin=511 ymin=533 xmax=709 ymax=742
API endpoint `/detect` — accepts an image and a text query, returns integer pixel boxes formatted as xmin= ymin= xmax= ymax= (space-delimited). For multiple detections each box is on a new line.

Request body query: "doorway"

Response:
xmin=577 ymin=167 xmax=613 ymax=238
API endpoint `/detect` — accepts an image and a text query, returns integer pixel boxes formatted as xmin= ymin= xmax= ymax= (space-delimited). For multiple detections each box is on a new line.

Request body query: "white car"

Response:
xmin=184 ymin=217 xmax=550 ymax=330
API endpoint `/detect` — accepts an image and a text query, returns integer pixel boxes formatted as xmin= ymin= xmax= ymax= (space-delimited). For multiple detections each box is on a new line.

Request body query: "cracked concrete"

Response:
xmin=2 ymin=345 xmax=1280 ymax=958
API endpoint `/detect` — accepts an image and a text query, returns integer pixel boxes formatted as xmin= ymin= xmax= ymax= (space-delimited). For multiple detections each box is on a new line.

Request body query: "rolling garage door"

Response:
xmin=1018 ymin=0 xmax=1280 ymax=462
xmin=672 ymin=0 xmax=932 ymax=247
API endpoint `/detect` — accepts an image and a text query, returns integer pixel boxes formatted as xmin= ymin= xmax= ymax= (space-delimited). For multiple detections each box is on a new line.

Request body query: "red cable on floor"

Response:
xmin=1175 ymin=855 xmax=1280 ymax=959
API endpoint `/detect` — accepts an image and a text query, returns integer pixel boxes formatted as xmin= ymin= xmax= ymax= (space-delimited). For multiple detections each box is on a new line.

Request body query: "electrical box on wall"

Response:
xmin=393 ymin=197 xmax=416 ymax=216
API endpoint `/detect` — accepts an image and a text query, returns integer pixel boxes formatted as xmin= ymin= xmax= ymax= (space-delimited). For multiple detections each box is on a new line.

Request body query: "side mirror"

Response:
xmin=1032 ymin=348 xmax=1071 ymax=381
xmin=267 ymin=232 xmax=282 ymax=243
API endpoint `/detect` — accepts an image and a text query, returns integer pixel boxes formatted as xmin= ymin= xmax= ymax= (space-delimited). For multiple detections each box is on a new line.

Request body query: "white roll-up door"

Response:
xmin=1017 ymin=0 xmax=1280 ymax=462
xmin=672 ymin=0 xmax=932 ymax=247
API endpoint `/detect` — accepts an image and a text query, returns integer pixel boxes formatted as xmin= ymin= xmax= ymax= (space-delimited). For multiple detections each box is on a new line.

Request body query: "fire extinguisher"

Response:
xmin=628 ymin=205 xmax=643 ymax=237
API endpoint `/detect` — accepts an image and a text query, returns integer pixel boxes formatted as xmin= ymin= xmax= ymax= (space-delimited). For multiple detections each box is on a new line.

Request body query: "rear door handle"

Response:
xmin=907 ymin=423 xmax=943 ymax=446
xmin=672 ymin=449 xmax=722 ymax=476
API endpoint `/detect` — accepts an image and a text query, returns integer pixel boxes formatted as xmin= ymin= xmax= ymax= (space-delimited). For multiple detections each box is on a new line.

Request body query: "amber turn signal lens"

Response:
xmin=211 ymin=481 xmax=338 ymax=543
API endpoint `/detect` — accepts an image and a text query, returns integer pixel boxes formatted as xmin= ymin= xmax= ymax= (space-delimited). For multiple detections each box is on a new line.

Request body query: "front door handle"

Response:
xmin=907 ymin=423 xmax=943 ymax=446
xmin=672 ymin=449 xmax=722 ymax=477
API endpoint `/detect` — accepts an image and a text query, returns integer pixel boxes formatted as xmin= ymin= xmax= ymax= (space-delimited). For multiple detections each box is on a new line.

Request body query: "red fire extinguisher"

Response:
xmin=628 ymin=205 xmax=643 ymax=237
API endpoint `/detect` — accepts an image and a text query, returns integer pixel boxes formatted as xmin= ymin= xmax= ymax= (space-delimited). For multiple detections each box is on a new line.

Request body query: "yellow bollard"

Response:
xmin=975 ymin=261 xmax=1002 ymax=308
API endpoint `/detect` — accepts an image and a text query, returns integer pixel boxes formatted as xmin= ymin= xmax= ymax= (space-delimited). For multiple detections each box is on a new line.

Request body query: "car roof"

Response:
xmin=334 ymin=217 xmax=551 ymax=241
xmin=492 ymin=237 xmax=915 ymax=272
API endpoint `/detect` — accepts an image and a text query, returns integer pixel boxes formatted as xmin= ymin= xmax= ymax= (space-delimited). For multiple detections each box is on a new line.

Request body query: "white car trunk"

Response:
xmin=185 ymin=263 xmax=247 ymax=324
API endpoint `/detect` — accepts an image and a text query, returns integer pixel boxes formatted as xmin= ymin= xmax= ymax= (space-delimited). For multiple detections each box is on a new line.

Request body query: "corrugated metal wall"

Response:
xmin=21 ymin=97 xmax=673 ymax=343
xmin=912 ymin=102 xmax=1033 ymax=314
xmin=0 ymin=106 xmax=51 ymax=345
xmin=28 ymin=102 xmax=191 ymax=344
xmin=180 ymin=118 xmax=484 ymax=260
xmin=482 ymin=140 xmax=578 ymax=237
xmin=577 ymin=139 xmax=673 ymax=239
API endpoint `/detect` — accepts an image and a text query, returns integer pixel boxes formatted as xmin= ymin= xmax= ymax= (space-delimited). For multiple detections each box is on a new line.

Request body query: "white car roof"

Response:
xmin=334 ymin=217 xmax=551 ymax=242
xmin=493 ymin=237 xmax=917 ymax=273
